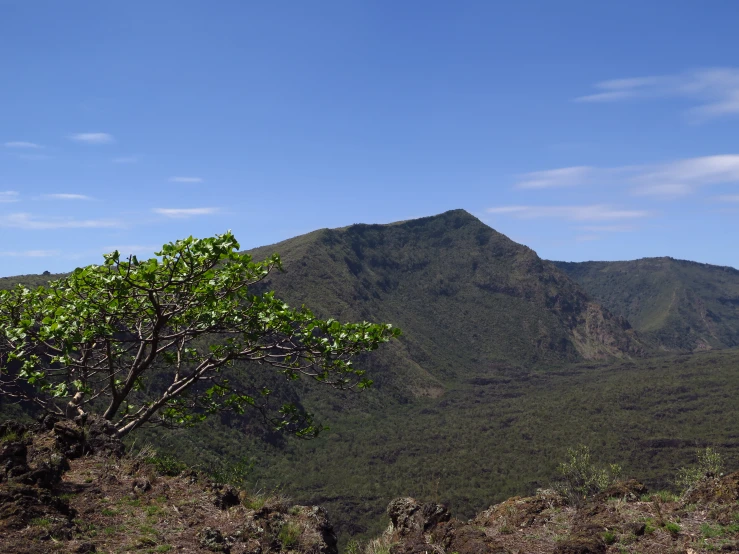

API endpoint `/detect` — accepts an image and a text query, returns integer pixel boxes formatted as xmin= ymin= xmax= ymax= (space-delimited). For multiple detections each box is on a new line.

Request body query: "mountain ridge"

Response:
xmin=553 ymin=256 xmax=739 ymax=351
xmin=247 ymin=209 xmax=644 ymax=385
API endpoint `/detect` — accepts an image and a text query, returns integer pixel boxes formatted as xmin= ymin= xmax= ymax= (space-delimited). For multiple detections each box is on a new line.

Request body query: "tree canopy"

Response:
xmin=0 ymin=232 xmax=399 ymax=437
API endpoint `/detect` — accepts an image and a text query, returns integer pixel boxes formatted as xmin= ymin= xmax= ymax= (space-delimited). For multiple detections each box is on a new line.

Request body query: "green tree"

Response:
xmin=0 ymin=232 xmax=399 ymax=437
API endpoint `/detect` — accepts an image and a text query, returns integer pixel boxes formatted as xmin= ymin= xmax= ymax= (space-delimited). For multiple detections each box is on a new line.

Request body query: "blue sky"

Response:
xmin=2 ymin=1 xmax=739 ymax=276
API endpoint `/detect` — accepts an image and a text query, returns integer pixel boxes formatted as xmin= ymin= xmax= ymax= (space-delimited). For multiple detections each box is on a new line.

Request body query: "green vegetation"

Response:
xmin=676 ymin=447 xmax=725 ymax=492
xmin=246 ymin=210 xmax=643 ymax=395
xmin=0 ymin=429 xmax=19 ymax=443
xmin=146 ymin=454 xmax=189 ymax=477
xmin=209 ymin=456 xmax=255 ymax=489
xmin=664 ymin=521 xmax=681 ymax=535
xmin=278 ymin=521 xmax=302 ymax=548
xmin=553 ymin=257 xmax=739 ymax=351
xmin=602 ymin=530 xmax=617 ymax=544
xmin=0 ymin=232 xmax=398 ymax=437
xmin=555 ymin=444 xmax=622 ymax=504
xmin=701 ymin=522 xmax=739 ymax=538
xmin=2 ymin=211 xmax=739 ymax=546
xmin=137 ymin=348 xmax=739 ymax=544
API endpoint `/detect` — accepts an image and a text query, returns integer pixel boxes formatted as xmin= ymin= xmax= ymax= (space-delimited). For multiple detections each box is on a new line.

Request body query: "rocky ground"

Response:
xmin=374 ymin=477 xmax=739 ymax=554
xmin=2 ymin=417 xmax=738 ymax=553
xmin=0 ymin=417 xmax=337 ymax=553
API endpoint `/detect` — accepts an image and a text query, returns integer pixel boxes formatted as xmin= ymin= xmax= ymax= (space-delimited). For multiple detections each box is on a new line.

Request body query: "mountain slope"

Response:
xmin=553 ymin=257 xmax=739 ymax=351
xmin=247 ymin=210 xmax=642 ymax=395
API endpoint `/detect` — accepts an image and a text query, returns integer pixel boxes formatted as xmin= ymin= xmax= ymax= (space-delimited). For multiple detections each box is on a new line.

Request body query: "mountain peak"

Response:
xmin=335 ymin=209 xmax=482 ymax=233
xmin=248 ymin=211 xmax=643 ymax=388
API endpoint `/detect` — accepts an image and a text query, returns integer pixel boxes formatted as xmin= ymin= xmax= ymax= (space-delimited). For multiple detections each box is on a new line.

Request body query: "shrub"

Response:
xmin=554 ymin=445 xmax=622 ymax=505
xmin=0 ymin=430 xmax=19 ymax=443
xmin=277 ymin=522 xmax=301 ymax=548
xmin=365 ymin=538 xmax=393 ymax=554
xmin=676 ymin=447 xmax=724 ymax=492
xmin=146 ymin=454 xmax=189 ymax=477
xmin=664 ymin=521 xmax=681 ymax=536
xmin=602 ymin=530 xmax=617 ymax=544
xmin=209 ymin=457 xmax=255 ymax=489
xmin=345 ymin=540 xmax=361 ymax=554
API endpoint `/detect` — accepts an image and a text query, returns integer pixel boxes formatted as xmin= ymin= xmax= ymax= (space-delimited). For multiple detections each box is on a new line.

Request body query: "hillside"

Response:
xmin=3 ymin=416 xmax=738 ymax=553
xmin=145 ymin=347 xmax=739 ymax=544
xmin=553 ymin=258 xmax=739 ymax=352
xmin=6 ymin=211 xmax=739 ymax=545
xmin=246 ymin=210 xmax=642 ymax=394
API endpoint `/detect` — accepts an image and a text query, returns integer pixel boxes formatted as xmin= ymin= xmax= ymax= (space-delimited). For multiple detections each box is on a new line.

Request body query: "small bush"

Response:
xmin=209 ymin=457 xmax=255 ymax=489
xmin=602 ymin=530 xmax=617 ymax=544
xmin=554 ymin=445 xmax=622 ymax=505
xmin=345 ymin=540 xmax=361 ymax=554
xmin=664 ymin=521 xmax=681 ymax=536
xmin=278 ymin=522 xmax=301 ymax=548
xmin=365 ymin=537 xmax=393 ymax=554
xmin=701 ymin=522 xmax=739 ymax=537
xmin=146 ymin=454 xmax=188 ymax=477
xmin=0 ymin=430 xmax=19 ymax=443
xmin=676 ymin=447 xmax=724 ymax=492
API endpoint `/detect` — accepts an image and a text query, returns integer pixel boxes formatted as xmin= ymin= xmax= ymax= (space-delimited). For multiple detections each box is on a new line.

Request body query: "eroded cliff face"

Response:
xmin=0 ymin=418 xmax=338 ymax=554
xmin=570 ymin=302 xmax=645 ymax=360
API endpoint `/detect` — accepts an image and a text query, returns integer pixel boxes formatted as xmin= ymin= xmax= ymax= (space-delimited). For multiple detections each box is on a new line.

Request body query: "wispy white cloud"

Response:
xmin=632 ymin=154 xmax=739 ymax=196
xmin=0 ymin=213 xmax=122 ymax=230
xmin=0 ymin=249 xmax=59 ymax=257
xmin=716 ymin=194 xmax=739 ymax=202
xmin=68 ymin=132 xmax=115 ymax=144
xmin=516 ymin=166 xmax=594 ymax=189
xmin=153 ymin=207 xmax=219 ymax=218
xmin=575 ymin=68 xmax=739 ymax=120
xmin=0 ymin=191 xmax=19 ymax=203
xmin=112 ymin=156 xmax=139 ymax=164
xmin=39 ymin=193 xmax=93 ymax=201
xmin=486 ymin=205 xmax=650 ymax=221
xmin=515 ymin=155 xmax=739 ymax=197
xmin=4 ymin=141 xmax=42 ymax=149
xmin=169 ymin=176 xmax=203 ymax=183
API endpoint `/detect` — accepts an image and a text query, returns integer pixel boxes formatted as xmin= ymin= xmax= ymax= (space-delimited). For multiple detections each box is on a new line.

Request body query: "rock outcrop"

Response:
xmin=0 ymin=418 xmax=338 ymax=553
xmin=375 ymin=477 xmax=739 ymax=554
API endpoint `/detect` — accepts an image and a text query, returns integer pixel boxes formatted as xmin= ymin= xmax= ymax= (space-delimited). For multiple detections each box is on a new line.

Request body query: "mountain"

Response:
xmin=247 ymin=209 xmax=642 ymax=395
xmin=1 ymin=210 xmax=643 ymax=376
xmin=553 ymin=257 xmax=739 ymax=352
xmin=12 ymin=210 xmax=739 ymax=546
